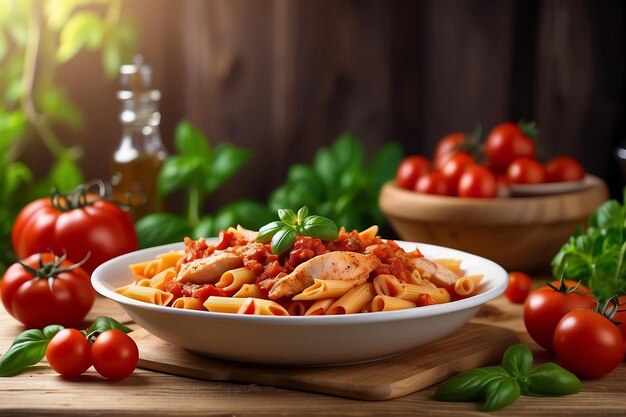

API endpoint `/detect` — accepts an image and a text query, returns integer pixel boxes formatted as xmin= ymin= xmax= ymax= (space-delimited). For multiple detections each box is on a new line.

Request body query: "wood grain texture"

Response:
xmin=0 ymin=291 xmax=625 ymax=416
xmin=131 ymin=323 xmax=518 ymax=400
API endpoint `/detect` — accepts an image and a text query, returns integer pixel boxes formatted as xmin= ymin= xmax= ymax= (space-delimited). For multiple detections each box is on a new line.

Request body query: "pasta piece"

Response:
xmin=304 ymin=298 xmax=336 ymax=316
xmin=327 ymin=283 xmax=376 ymax=315
xmin=291 ymin=279 xmax=355 ymax=301
xmin=156 ymin=251 xmax=184 ymax=272
xmin=399 ymin=283 xmax=451 ymax=304
xmin=215 ymin=267 xmax=256 ymax=293
xmin=373 ymin=274 xmax=403 ymax=297
xmin=203 ymin=296 xmax=248 ymax=313
xmin=285 ymin=300 xmax=312 ymax=316
xmin=136 ymin=278 xmax=152 ymax=287
xmin=172 ymin=297 xmax=204 ymax=310
xmin=129 ymin=261 xmax=151 ymax=279
xmin=371 ymin=295 xmax=417 ymax=312
xmin=237 ymin=298 xmax=289 ymax=316
xmin=454 ymin=274 xmax=484 ymax=296
xmin=116 ymin=285 xmax=173 ymax=306
xmin=142 ymin=260 xmax=161 ymax=279
xmin=149 ymin=268 xmax=177 ymax=290
xmin=358 ymin=225 xmax=379 ymax=243
xmin=232 ymin=283 xmax=267 ymax=299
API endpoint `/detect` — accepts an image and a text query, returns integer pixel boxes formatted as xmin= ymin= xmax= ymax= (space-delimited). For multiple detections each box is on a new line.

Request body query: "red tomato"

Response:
xmin=485 ymin=122 xmax=536 ymax=172
xmin=457 ymin=166 xmax=497 ymax=198
xmin=616 ymin=295 xmax=626 ymax=360
xmin=12 ymin=189 xmax=138 ymax=273
xmin=554 ymin=308 xmax=625 ymax=378
xmin=504 ymin=271 xmax=533 ymax=304
xmin=91 ymin=329 xmax=139 ymax=380
xmin=415 ymin=172 xmax=450 ymax=196
xmin=395 ymin=156 xmax=432 ymax=190
xmin=46 ymin=328 xmax=92 ymax=377
xmin=544 ymin=156 xmax=585 ymax=183
xmin=1 ymin=253 xmax=95 ymax=328
xmin=507 ymin=157 xmax=546 ymax=184
xmin=440 ymin=153 xmax=476 ymax=195
xmin=434 ymin=132 xmax=467 ymax=171
xmin=523 ymin=282 xmax=596 ymax=351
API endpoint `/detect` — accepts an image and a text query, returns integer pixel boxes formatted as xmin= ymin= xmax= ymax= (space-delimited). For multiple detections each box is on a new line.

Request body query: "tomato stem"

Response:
xmin=18 ymin=251 xmax=90 ymax=279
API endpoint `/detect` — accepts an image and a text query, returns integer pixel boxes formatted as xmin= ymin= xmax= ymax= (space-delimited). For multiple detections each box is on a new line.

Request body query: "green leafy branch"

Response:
xmin=134 ymin=121 xmax=274 ymax=248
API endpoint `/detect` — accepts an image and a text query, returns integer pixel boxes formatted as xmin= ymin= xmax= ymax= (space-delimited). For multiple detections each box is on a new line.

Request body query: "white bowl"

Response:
xmin=92 ymin=241 xmax=508 ymax=366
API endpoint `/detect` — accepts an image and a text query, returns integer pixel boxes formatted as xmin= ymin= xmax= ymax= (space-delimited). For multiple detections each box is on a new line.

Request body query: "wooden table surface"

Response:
xmin=1 ymin=284 xmax=625 ymax=416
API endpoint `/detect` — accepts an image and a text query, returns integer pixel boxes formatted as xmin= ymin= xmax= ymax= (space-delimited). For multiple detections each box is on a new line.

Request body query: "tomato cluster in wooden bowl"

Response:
xmin=379 ymin=121 xmax=609 ymax=272
xmin=395 ymin=122 xmax=586 ymax=198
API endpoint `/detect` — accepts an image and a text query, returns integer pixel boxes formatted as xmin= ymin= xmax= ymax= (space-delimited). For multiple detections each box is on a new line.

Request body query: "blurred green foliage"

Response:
xmin=0 ymin=0 xmax=137 ymax=273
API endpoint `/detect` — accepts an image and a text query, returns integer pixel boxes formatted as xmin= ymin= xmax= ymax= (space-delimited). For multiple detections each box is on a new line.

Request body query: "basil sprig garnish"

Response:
xmin=434 ymin=343 xmax=582 ymax=412
xmin=0 ymin=316 xmax=131 ymax=377
xmin=257 ymin=207 xmax=339 ymax=254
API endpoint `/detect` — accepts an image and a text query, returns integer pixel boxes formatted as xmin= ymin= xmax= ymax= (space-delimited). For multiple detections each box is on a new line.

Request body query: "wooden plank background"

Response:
xmin=28 ymin=0 xmax=624 ymax=212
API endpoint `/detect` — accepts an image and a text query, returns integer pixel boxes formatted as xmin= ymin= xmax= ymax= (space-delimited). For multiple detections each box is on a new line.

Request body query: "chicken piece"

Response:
xmin=268 ymin=251 xmax=381 ymax=300
xmin=412 ymin=257 xmax=459 ymax=287
xmin=175 ymin=252 xmax=243 ymax=284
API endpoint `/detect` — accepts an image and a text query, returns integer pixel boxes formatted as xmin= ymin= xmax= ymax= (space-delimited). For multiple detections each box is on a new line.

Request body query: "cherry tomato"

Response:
xmin=504 ymin=271 xmax=533 ymax=304
xmin=440 ymin=153 xmax=476 ymax=195
xmin=395 ymin=156 xmax=432 ymax=190
xmin=12 ymin=185 xmax=138 ymax=273
xmin=485 ymin=122 xmax=536 ymax=172
xmin=554 ymin=308 xmax=625 ymax=378
xmin=457 ymin=166 xmax=497 ymax=198
xmin=506 ymin=157 xmax=546 ymax=184
xmin=434 ymin=132 xmax=467 ymax=171
xmin=415 ymin=172 xmax=450 ymax=196
xmin=91 ymin=329 xmax=139 ymax=380
xmin=46 ymin=328 xmax=92 ymax=377
xmin=523 ymin=282 xmax=596 ymax=351
xmin=544 ymin=156 xmax=585 ymax=183
xmin=1 ymin=253 xmax=95 ymax=328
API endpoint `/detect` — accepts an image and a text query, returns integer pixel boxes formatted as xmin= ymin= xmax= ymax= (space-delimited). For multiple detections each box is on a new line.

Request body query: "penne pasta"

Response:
xmin=237 ymin=298 xmax=289 ymax=316
xmin=304 ymin=298 xmax=336 ymax=316
xmin=454 ymin=274 xmax=484 ymax=296
xmin=399 ymin=283 xmax=451 ymax=304
xmin=216 ymin=267 xmax=256 ymax=293
xmin=434 ymin=258 xmax=463 ymax=277
xmin=172 ymin=297 xmax=204 ymax=310
xmin=373 ymin=274 xmax=403 ymax=297
xmin=156 ymin=250 xmax=184 ymax=272
xmin=203 ymin=296 xmax=248 ymax=313
xmin=327 ymin=283 xmax=376 ymax=315
xmin=371 ymin=295 xmax=417 ymax=312
xmin=232 ymin=283 xmax=267 ymax=299
xmin=116 ymin=284 xmax=173 ymax=306
xmin=292 ymin=279 xmax=356 ymax=301
xmin=285 ymin=300 xmax=312 ymax=316
xmin=149 ymin=268 xmax=177 ymax=290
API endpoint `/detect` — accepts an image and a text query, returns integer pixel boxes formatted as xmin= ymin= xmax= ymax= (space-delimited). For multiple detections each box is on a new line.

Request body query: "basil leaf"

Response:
xmin=278 ymin=209 xmax=297 ymax=226
xmin=135 ymin=212 xmax=193 ymax=248
xmin=297 ymin=206 xmax=309 ymax=221
xmin=86 ymin=316 xmax=132 ymax=340
xmin=481 ymin=377 xmax=520 ymax=412
xmin=174 ymin=120 xmax=212 ymax=159
xmin=158 ymin=155 xmax=205 ymax=195
xmin=501 ymin=343 xmax=533 ymax=378
xmin=433 ymin=366 xmax=510 ymax=402
xmin=0 ymin=325 xmax=63 ymax=377
xmin=204 ymin=143 xmax=252 ymax=195
xmin=271 ymin=227 xmax=297 ymax=254
xmin=526 ymin=363 xmax=582 ymax=396
xmin=257 ymin=221 xmax=286 ymax=243
xmin=302 ymin=215 xmax=339 ymax=241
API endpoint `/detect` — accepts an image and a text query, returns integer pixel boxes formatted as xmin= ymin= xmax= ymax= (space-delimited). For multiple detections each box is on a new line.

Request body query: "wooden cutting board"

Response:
xmin=131 ymin=323 xmax=518 ymax=401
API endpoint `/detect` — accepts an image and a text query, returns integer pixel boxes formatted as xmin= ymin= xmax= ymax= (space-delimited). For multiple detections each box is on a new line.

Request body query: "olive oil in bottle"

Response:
xmin=111 ymin=55 xmax=167 ymax=220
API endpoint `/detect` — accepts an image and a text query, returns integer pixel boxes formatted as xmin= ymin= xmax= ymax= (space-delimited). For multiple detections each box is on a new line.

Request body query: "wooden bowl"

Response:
xmin=379 ymin=175 xmax=609 ymax=272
